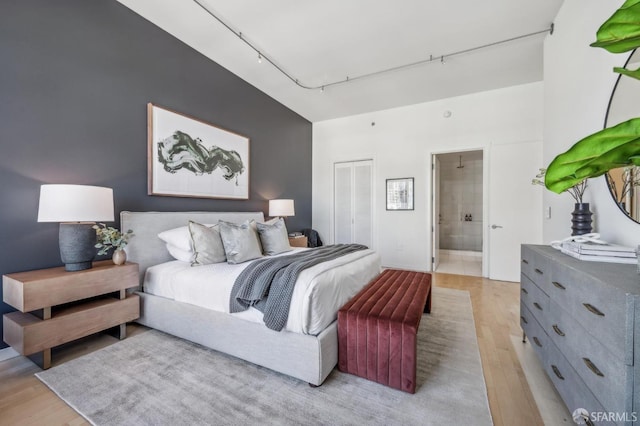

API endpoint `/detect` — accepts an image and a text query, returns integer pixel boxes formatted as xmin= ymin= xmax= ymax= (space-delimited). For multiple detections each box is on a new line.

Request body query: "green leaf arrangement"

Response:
xmin=93 ymin=223 xmax=134 ymax=256
xmin=545 ymin=0 xmax=640 ymax=193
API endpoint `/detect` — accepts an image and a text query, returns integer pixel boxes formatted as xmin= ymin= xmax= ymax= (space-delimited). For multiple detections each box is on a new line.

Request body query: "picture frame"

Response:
xmin=386 ymin=177 xmax=414 ymax=210
xmin=147 ymin=103 xmax=249 ymax=200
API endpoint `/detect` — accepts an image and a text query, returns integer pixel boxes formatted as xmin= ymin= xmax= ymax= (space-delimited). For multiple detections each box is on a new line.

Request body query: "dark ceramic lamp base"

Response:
xmin=59 ymin=223 xmax=97 ymax=271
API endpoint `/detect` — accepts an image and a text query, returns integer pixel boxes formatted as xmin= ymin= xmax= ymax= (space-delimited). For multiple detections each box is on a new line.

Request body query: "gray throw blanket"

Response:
xmin=230 ymin=244 xmax=368 ymax=331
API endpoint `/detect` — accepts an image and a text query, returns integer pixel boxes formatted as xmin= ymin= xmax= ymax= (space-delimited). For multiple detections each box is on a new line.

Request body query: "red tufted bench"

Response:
xmin=337 ymin=269 xmax=432 ymax=393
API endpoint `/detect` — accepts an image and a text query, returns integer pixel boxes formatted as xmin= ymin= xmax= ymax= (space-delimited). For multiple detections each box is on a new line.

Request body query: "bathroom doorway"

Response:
xmin=432 ymin=150 xmax=483 ymax=276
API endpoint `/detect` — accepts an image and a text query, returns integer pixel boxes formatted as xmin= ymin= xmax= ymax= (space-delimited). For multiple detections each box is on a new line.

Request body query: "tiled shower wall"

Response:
xmin=439 ymin=156 xmax=483 ymax=251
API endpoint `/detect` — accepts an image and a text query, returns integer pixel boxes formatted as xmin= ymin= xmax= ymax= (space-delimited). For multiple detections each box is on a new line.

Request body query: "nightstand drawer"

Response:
xmin=3 ymin=261 xmax=139 ymax=312
xmin=3 ymin=294 xmax=139 ymax=355
xmin=288 ymin=236 xmax=308 ymax=248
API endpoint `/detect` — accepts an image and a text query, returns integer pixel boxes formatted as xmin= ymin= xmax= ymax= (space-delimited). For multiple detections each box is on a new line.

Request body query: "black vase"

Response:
xmin=571 ymin=203 xmax=592 ymax=236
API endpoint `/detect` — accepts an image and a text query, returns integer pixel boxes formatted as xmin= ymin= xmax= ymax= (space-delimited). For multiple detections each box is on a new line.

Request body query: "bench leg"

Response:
xmin=423 ymin=288 xmax=432 ymax=313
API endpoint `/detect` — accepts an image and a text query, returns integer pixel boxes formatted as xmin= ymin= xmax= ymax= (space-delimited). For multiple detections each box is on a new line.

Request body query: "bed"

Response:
xmin=121 ymin=211 xmax=381 ymax=385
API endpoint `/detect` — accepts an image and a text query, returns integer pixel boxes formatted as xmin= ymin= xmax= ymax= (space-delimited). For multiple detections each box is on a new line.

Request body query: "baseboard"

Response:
xmin=0 ymin=346 xmax=20 ymax=362
xmin=510 ymin=335 xmax=571 ymax=425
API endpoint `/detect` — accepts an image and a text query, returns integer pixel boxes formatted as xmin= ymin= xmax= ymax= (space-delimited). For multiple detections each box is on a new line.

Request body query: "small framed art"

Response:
xmin=147 ymin=103 xmax=249 ymax=199
xmin=386 ymin=177 xmax=414 ymax=210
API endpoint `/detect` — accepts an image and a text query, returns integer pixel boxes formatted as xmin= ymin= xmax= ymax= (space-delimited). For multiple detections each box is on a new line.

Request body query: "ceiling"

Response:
xmin=117 ymin=0 xmax=564 ymax=122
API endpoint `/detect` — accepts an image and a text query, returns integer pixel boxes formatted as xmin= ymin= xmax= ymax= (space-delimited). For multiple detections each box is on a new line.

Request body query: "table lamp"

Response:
xmin=38 ymin=184 xmax=114 ymax=271
xmin=269 ymin=199 xmax=295 ymax=219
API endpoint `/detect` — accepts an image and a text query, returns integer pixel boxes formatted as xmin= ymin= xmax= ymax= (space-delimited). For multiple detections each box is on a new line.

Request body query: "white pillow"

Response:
xmin=166 ymin=244 xmax=194 ymax=263
xmin=158 ymin=226 xmax=192 ymax=252
xmin=158 ymin=224 xmax=215 ymax=252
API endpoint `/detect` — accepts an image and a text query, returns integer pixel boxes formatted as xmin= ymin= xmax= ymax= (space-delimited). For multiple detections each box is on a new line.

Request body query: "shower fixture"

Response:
xmin=457 ymin=155 xmax=464 ymax=169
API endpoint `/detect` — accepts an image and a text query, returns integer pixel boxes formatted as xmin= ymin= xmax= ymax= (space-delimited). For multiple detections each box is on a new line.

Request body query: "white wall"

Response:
xmin=543 ymin=0 xmax=640 ymax=245
xmin=313 ymin=82 xmax=544 ymax=271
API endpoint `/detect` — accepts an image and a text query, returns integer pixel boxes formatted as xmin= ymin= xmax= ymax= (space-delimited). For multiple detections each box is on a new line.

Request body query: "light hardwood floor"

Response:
xmin=0 ymin=273 xmax=549 ymax=426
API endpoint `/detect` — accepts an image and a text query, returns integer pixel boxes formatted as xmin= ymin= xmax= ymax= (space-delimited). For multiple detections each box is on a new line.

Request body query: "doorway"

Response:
xmin=432 ymin=150 xmax=484 ymax=276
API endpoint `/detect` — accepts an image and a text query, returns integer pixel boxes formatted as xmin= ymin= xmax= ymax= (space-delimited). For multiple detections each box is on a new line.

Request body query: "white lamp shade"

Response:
xmin=38 ymin=184 xmax=115 ymax=222
xmin=269 ymin=199 xmax=295 ymax=217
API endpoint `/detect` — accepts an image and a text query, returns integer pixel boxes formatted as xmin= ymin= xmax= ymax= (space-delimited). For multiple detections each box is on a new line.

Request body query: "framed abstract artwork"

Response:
xmin=147 ymin=103 xmax=249 ymax=199
xmin=386 ymin=177 xmax=414 ymax=210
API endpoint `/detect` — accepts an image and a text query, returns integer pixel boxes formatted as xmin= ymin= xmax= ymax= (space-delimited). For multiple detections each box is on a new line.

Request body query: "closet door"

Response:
xmin=334 ymin=160 xmax=373 ymax=247
xmin=334 ymin=163 xmax=353 ymax=244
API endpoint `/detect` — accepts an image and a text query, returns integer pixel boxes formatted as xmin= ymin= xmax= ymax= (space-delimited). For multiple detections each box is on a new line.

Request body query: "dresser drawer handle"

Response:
xmin=534 ymin=268 xmax=543 ymax=275
xmin=533 ymin=302 xmax=543 ymax=311
xmin=552 ymin=324 xmax=565 ymax=337
xmin=520 ymin=315 xmax=528 ymax=324
xmin=522 ymin=259 xmax=529 ymax=264
xmin=552 ymin=281 xmax=566 ymax=290
xmin=521 ymin=288 xmax=528 ymax=294
xmin=551 ymin=365 xmax=564 ymax=380
xmin=582 ymin=358 xmax=604 ymax=377
xmin=583 ymin=303 xmax=604 ymax=317
xmin=533 ymin=336 xmax=542 ymax=347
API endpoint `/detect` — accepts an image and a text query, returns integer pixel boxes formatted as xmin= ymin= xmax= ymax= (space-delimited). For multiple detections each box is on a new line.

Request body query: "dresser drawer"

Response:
xmin=547 ymin=300 xmax=629 ymax=415
xmin=521 ymin=246 xmax=551 ymax=295
xmin=520 ymin=304 xmax=548 ymax=364
xmin=544 ymin=339 xmax=609 ymax=425
xmin=549 ymin=264 xmax=629 ymax=363
xmin=521 ymin=274 xmax=549 ymax=329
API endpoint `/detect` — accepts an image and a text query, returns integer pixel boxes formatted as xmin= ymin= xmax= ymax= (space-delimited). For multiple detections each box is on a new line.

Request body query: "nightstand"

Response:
xmin=288 ymin=235 xmax=308 ymax=248
xmin=2 ymin=260 xmax=140 ymax=369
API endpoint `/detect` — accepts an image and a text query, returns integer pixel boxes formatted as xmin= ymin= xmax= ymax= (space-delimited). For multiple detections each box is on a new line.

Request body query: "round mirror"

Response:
xmin=605 ymin=49 xmax=640 ymax=223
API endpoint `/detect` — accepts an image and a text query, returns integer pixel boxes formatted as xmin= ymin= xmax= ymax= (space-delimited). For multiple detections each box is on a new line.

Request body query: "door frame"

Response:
xmin=430 ymin=147 xmax=488 ymax=277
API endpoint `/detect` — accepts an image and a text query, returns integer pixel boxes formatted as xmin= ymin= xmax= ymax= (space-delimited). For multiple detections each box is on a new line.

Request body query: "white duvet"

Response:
xmin=143 ymin=248 xmax=381 ymax=335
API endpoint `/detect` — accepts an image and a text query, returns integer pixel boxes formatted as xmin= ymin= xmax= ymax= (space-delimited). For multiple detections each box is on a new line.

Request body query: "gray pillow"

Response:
xmin=257 ymin=218 xmax=292 ymax=255
xmin=219 ymin=220 xmax=263 ymax=264
xmin=188 ymin=221 xmax=226 ymax=266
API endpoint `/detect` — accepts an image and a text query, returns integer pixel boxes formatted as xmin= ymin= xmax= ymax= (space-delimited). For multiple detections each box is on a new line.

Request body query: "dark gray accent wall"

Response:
xmin=0 ymin=0 xmax=312 ymax=349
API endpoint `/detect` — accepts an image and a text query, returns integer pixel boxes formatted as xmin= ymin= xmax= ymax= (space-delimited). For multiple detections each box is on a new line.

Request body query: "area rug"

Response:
xmin=36 ymin=287 xmax=492 ymax=426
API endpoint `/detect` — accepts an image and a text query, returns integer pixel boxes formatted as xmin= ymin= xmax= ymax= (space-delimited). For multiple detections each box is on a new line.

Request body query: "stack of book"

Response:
xmin=560 ymin=240 xmax=637 ymax=264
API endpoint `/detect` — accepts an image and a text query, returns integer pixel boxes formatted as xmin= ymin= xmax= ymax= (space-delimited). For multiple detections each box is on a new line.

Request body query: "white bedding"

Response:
xmin=143 ymin=248 xmax=381 ymax=335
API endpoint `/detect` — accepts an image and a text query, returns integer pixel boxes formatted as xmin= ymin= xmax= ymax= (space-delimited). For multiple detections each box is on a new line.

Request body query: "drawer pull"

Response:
xmin=534 ymin=268 xmax=543 ymax=275
xmin=552 ymin=281 xmax=566 ymax=290
xmin=520 ymin=315 xmax=528 ymax=324
xmin=583 ymin=303 xmax=605 ymax=317
xmin=552 ymin=324 xmax=565 ymax=337
xmin=521 ymin=288 xmax=528 ymax=294
xmin=551 ymin=365 xmax=565 ymax=380
xmin=533 ymin=336 xmax=543 ymax=347
xmin=522 ymin=259 xmax=529 ymax=264
xmin=583 ymin=358 xmax=604 ymax=377
xmin=533 ymin=302 xmax=543 ymax=311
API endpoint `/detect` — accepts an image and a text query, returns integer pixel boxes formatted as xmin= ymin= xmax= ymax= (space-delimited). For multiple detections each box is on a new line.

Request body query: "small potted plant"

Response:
xmin=93 ymin=224 xmax=134 ymax=265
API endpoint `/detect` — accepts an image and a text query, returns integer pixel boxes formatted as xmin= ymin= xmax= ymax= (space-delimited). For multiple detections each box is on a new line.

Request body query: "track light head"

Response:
xmin=258 ymin=53 xmax=262 ymax=64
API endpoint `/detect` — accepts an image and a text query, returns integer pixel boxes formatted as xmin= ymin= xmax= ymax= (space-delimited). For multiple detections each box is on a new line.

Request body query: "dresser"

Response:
xmin=521 ymin=245 xmax=639 ymax=425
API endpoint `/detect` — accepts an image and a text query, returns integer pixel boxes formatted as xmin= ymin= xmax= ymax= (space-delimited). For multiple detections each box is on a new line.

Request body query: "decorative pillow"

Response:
xmin=257 ymin=218 xmax=292 ymax=256
xmin=166 ymin=244 xmax=194 ymax=263
xmin=188 ymin=221 xmax=227 ymax=265
xmin=218 ymin=220 xmax=263 ymax=264
xmin=158 ymin=226 xmax=193 ymax=252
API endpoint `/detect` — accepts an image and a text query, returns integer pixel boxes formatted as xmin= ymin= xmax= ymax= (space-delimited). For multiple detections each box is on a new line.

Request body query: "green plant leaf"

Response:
xmin=590 ymin=0 xmax=640 ymax=53
xmin=614 ymin=65 xmax=640 ymax=80
xmin=545 ymin=118 xmax=640 ymax=193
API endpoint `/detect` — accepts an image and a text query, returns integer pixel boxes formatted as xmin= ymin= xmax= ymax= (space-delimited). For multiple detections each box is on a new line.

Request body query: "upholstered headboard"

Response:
xmin=121 ymin=211 xmax=265 ymax=284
